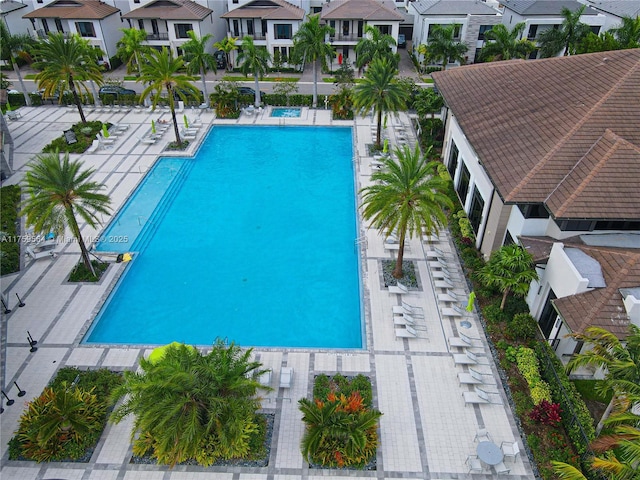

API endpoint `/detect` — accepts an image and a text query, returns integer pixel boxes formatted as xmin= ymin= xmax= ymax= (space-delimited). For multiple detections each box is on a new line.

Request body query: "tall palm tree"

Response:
xmin=137 ymin=47 xmax=198 ymax=147
xmin=0 ymin=21 xmax=35 ymax=106
xmin=538 ymin=5 xmax=591 ymax=57
xmin=116 ymin=28 xmax=150 ymax=76
xmin=355 ymin=24 xmax=397 ymax=69
xmin=477 ymin=244 xmax=538 ymax=310
xmin=611 ymin=15 xmax=640 ymax=49
xmin=480 ymin=23 xmax=536 ymax=61
xmin=353 ymin=57 xmax=405 ymax=149
xmin=419 ymin=24 xmax=467 ymax=70
xmin=182 ymin=31 xmax=216 ymax=106
xmin=32 ymin=33 xmax=104 ymax=123
xmin=292 ymin=14 xmax=335 ymax=108
xmin=213 ymin=36 xmax=238 ymax=72
xmin=360 ymin=145 xmax=452 ymax=278
xmin=21 ymin=152 xmax=111 ymax=277
xmin=236 ymin=36 xmax=270 ymax=107
xmin=110 ymin=341 xmax=270 ymax=467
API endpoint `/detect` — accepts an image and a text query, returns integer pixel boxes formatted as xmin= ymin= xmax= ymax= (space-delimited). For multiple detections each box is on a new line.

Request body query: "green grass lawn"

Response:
xmin=572 ymin=379 xmax=612 ymax=403
xmin=221 ymin=75 xmax=298 ymax=83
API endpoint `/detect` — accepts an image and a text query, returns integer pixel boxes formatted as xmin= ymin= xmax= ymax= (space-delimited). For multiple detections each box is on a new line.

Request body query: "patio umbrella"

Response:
xmin=148 ymin=341 xmax=195 ymax=364
xmin=102 ymin=123 xmax=109 ymax=138
xmin=5 ymin=99 xmax=12 ymax=112
xmin=383 ymin=139 xmax=389 ymax=154
xmin=466 ymin=291 xmax=476 ymax=312
xmin=151 ymin=119 xmax=156 ymax=134
xmin=183 ymin=114 xmax=189 ymax=129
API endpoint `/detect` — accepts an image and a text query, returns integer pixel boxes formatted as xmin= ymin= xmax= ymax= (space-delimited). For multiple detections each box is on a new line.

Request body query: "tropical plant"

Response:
xmin=576 ymin=31 xmax=622 ymax=54
xmin=355 ymin=24 xmax=397 ymax=69
xmin=0 ymin=21 xmax=35 ymax=106
xmin=538 ymin=6 xmax=591 ymax=57
xmin=292 ymin=14 xmax=335 ymax=108
xmin=480 ymin=23 xmax=536 ymax=61
xmin=110 ymin=341 xmax=270 ymax=467
xmin=236 ymin=36 xmax=270 ymax=107
xmin=330 ymin=62 xmax=354 ymax=119
xmin=477 ymin=244 xmax=538 ymax=310
xmin=116 ymin=28 xmax=150 ymax=76
xmin=210 ymin=80 xmax=240 ymax=117
xmin=414 ymin=87 xmax=443 ymax=120
xmin=272 ymin=81 xmax=299 ymax=106
xmin=182 ymin=30 xmax=216 ymax=106
xmin=610 ymin=15 xmax=640 ymax=49
xmin=418 ymin=24 xmax=467 ymax=70
xmin=360 ymin=145 xmax=452 ymax=278
xmin=21 ymin=152 xmax=111 ymax=277
xmin=213 ymin=36 xmax=238 ymax=72
xmin=32 ymin=32 xmax=104 ymax=123
xmin=137 ymin=47 xmax=199 ymax=147
xmin=353 ymin=57 xmax=405 ymax=148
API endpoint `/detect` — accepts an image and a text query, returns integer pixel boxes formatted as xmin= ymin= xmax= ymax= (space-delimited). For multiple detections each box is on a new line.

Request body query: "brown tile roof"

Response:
xmin=520 ymin=235 xmax=640 ymax=339
xmin=122 ymin=0 xmax=212 ymax=21
xmin=432 ymin=49 xmax=640 ymax=221
xmin=221 ymin=0 xmax=305 ymax=20
xmin=321 ymin=0 xmax=404 ymax=21
xmin=23 ymin=0 xmax=119 ymax=19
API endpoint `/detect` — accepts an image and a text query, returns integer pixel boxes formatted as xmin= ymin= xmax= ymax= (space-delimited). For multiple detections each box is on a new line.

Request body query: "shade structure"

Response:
xmin=183 ymin=114 xmax=189 ymax=129
xmin=467 ymin=291 xmax=476 ymax=312
xmin=151 ymin=119 xmax=156 ymax=134
xmin=148 ymin=341 xmax=195 ymax=364
xmin=102 ymin=123 xmax=109 ymax=138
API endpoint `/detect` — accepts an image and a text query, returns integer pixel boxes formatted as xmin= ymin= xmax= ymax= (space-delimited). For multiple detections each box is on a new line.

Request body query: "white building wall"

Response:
xmin=3 ymin=5 xmax=35 ymax=36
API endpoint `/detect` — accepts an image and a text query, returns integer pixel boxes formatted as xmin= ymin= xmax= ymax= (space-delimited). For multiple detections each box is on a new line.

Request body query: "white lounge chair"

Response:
xmin=393 ymin=315 xmax=415 ymax=326
xmin=438 ymin=290 xmax=461 ymax=303
xmin=435 ymin=278 xmax=455 ymax=290
xmin=426 ymin=247 xmax=450 ymax=260
xmin=392 ymin=301 xmax=424 ymax=317
xmin=463 ymin=387 xmax=503 ymax=406
xmin=7 ymin=110 xmax=21 ymax=120
xmin=97 ymin=133 xmax=115 ymax=145
xmin=458 ymin=368 xmax=496 ymax=386
xmin=388 ymin=282 xmax=415 ymax=295
xmin=453 ymin=349 xmax=490 ymax=366
xmin=442 ymin=303 xmax=469 ymax=317
xmin=279 ymin=367 xmax=293 ymax=388
xmin=448 ymin=332 xmax=482 ymax=349
xmin=138 ymin=137 xmax=156 ymax=145
xmin=501 ymin=441 xmax=520 ymax=461
xmin=258 ymin=370 xmax=272 ymax=387
xmin=86 ymin=139 xmax=100 ymax=153
xmin=25 ymin=246 xmax=56 ymax=261
xmin=395 ymin=325 xmax=419 ymax=338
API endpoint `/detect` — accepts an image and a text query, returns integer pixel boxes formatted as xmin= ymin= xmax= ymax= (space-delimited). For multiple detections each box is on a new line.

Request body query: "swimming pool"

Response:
xmin=271 ymin=107 xmax=301 ymax=118
xmin=86 ymin=126 xmax=362 ymax=348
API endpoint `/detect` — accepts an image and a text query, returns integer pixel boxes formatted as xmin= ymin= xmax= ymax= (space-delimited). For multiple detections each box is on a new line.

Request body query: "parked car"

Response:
xmin=214 ymin=50 xmax=226 ymax=69
xmin=397 ymin=34 xmax=406 ymax=48
xmin=173 ymin=88 xmax=203 ymax=101
xmin=238 ymin=87 xmax=265 ymax=101
xmin=99 ymin=86 xmax=136 ymax=96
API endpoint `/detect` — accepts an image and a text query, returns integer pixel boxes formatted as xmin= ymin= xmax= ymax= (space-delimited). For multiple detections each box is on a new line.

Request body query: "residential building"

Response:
xmin=0 ymin=0 xmax=33 ymax=35
xmin=432 ymin=49 xmax=640 ymax=351
xmin=500 ymin=0 xmax=606 ymax=58
xmin=581 ymin=0 xmax=640 ymax=30
xmin=408 ymin=0 xmax=502 ymax=66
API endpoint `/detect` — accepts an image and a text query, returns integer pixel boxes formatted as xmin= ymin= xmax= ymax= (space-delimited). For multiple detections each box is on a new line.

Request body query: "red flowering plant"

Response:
xmin=529 ymin=400 xmax=562 ymax=426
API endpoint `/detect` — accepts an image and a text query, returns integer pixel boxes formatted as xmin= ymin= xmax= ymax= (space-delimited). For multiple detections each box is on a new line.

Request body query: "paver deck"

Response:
xmin=1 ymin=105 xmax=535 ymax=479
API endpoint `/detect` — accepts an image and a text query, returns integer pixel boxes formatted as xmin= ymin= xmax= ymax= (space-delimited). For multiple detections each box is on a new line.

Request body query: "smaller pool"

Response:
xmin=271 ymin=107 xmax=301 ymax=118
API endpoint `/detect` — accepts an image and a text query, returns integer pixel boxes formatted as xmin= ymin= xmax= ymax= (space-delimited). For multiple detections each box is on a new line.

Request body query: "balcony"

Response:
xmin=230 ymin=32 xmax=266 ymax=41
xmin=330 ymin=33 xmax=362 ymax=42
xmin=146 ymin=33 xmax=169 ymax=41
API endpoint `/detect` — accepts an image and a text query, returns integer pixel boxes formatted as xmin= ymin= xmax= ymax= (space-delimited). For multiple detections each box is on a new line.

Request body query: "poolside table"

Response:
xmin=477 ymin=441 xmax=503 ymax=466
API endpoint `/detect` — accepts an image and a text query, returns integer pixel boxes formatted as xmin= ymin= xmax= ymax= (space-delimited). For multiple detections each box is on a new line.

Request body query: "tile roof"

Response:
xmin=122 ymin=0 xmax=212 ymax=21
xmin=221 ymin=0 xmax=305 ymax=21
xmin=520 ymin=235 xmax=640 ymax=339
xmin=23 ymin=0 xmax=119 ymax=19
xmin=412 ymin=0 xmax=500 ymax=16
xmin=585 ymin=0 xmax=640 ymax=19
xmin=321 ymin=0 xmax=404 ymax=21
xmin=500 ymin=0 xmax=601 ymax=16
xmin=432 ymin=49 xmax=640 ymax=220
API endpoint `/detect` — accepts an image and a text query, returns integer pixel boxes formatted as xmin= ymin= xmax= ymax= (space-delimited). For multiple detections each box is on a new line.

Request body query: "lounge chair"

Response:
xmin=7 ymin=111 xmax=21 ymax=120
xmin=442 ymin=303 xmax=470 ymax=317
xmin=393 ymin=314 xmax=415 ymax=326
xmin=392 ymin=301 xmax=424 ymax=317
xmin=453 ymin=349 xmax=489 ymax=366
xmin=384 ymin=242 xmax=405 ymax=251
xmin=138 ymin=137 xmax=156 ymax=145
xmin=86 ymin=139 xmax=100 ymax=153
xmin=426 ymin=247 xmax=450 ymax=259
xmin=438 ymin=290 xmax=461 ymax=303
xmin=463 ymin=387 xmax=503 ymax=406
xmin=97 ymin=133 xmax=115 ymax=145
xmin=395 ymin=325 xmax=419 ymax=338
xmin=258 ymin=370 xmax=272 ymax=387
xmin=279 ymin=367 xmax=293 ymax=388
xmin=25 ymin=246 xmax=56 ymax=261
xmin=435 ymin=278 xmax=456 ymax=290
xmin=458 ymin=368 xmax=496 ymax=386
xmin=388 ymin=282 xmax=415 ymax=295
xmin=448 ymin=332 xmax=482 ymax=349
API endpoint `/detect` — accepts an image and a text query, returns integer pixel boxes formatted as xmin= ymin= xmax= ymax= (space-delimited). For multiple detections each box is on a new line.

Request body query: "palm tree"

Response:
xmin=32 ymin=33 xmax=104 ymax=123
xmin=355 ymin=24 xmax=397 ymax=70
xmin=21 ymin=152 xmax=111 ymax=277
xmin=360 ymin=145 xmax=452 ymax=278
xmin=611 ymin=15 xmax=640 ymax=49
xmin=236 ymin=36 xmax=270 ymax=107
xmin=116 ymin=28 xmax=150 ymax=76
xmin=137 ymin=47 xmax=199 ymax=147
xmin=213 ymin=36 xmax=238 ymax=72
xmin=480 ymin=23 xmax=536 ymax=61
xmin=419 ymin=24 xmax=467 ymax=70
xmin=292 ymin=14 xmax=335 ymax=108
xmin=353 ymin=57 xmax=405 ymax=149
xmin=182 ymin=31 xmax=216 ymax=106
xmin=477 ymin=244 xmax=538 ymax=310
xmin=538 ymin=5 xmax=591 ymax=57
xmin=414 ymin=87 xmax=443 ymax=120
xmin=0 ymin=21 xmax=35 ymax=106
xmin=110 ymin=340 xmax=270 ymax=467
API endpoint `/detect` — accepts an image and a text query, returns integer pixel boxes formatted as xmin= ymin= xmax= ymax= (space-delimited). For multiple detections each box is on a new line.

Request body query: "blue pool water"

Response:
xmin=86 ymin=126 xmax=362 ymax=348
xmin=271 ymin=107 xmax=301 ymax=118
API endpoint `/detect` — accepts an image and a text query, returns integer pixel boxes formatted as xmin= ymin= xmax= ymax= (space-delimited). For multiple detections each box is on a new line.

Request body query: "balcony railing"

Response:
xmin=230 ymin=32 xmax=266 ymax=40
xmin=146 ymin=33 xmax=169 ymax=41
xmin=330 ymin=33 xmax=363 ymax=42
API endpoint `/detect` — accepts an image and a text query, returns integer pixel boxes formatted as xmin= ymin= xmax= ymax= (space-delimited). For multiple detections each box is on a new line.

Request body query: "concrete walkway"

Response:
xmin=0 ymin=105 xmax=534 ymax=479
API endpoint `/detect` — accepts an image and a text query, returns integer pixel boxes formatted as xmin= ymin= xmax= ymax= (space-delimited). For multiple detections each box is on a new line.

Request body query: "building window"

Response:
xmin=357 ymin=20 xmax=363 ymax=37
xmin=55 ymin=18 xmax=64 ymax=33
xmin=594 ymin=220 xmax=640 ymax=231
xmin=478 ymin=25 xmax=492 ymax=40
xmin=468 ymin=187 xmax=485 ymax=233
xmin=42 ymin=18 xmax=49 ymax=33
xmin=503 ymin=232 xmax=516 ymax=246
xmin=457 ymin=163 xmax=470 ymax=205
xmin=343 ymin=46 xmax=349 ymax=58
xmin=560 ymin=220 xmax=594 ymax=231
xmin=151 ymin=19 xmax=159 ymax=35
xmin=342 ymin=21 xmax=349 ymax=36
xmin=138 ymin=19 xmax=144 ymax=30
xmin=527 ymin=24 xmax=538 ymax=40
xmin=539 ymin=290 xmax=558 ymax=339
xmin=233 ymin=0 xmax=239 ymax=3
xmin=275 ymin=24 xmax=292 ymax=40
xmin=590 ymin=25 xmax=600 ymax=35
xmin=233 ymin=19 xmax=240 ymax=37
xmin=474 ymin=48 xmax=482 ymax=62
xmin=134 ymin=0 xmax=140 ymax=3
xmin=311 ymin=6 xmax=322 ymax=13
xmin=246 ymin=19 xmax=254 ymax=35
xmin=75 ymin=22 xmax=96 ymax=37
xmin=518 ymin=204 xmax=549 ymax=219
xmin=447 ymin=140 xmax=458 ymax=179
xmin=529 ymin=49 xmax=538 ymax=59
xmin=378 ymin=25 xmax=391 ymax=35
xmin=175 ymin=24 xmax=193 ymax=39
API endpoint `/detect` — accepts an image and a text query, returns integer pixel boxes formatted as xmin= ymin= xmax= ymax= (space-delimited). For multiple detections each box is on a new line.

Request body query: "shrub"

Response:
xmin=42 ymin=120 xmax=104 ymax=154
xmin=482 ymin=303 xmax=507 ymax=324
xmin=507 ymin=313 xmax=539 ymax=341
xmin=505 ymin=346 xmax=519 ymax=363
xmin=516 ymin=346 xmax=552 ymax=405
xmin=529 ymin=400 xmax=562 ymax=426
xmin=0 ymin=185 xmax=21 ymax=275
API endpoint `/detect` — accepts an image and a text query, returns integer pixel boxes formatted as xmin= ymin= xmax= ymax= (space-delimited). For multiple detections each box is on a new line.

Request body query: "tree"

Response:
xmin=419 ymin=24 xmax=467 ymax=70
xmin=292 ymin=14 xmax=335 ymax=108
xmin=273 ymin=81 xmax=299 ymax=106
xmin=210 ymin=80 xmax=240 ymax=117
xmin=0 ymin=21 xmax=35 ymax=106
xmin=116 ymin=28 xmax=150 ymax=76
xmin=576 ymin=31 xmax=621 ymax=54
xmin=355 ymin=24 xmax=397 ymax=69
xmin=21 ymin=152 xmax=111 ymax=277
xmin=137 ymin=47 xmax=199 ymax=147
xmin=480 ymin=23 xmax=536 ymax=61
xmin=360 ymin=145 xmax=452 ymax=278
xmin=414 ymin=87 xmax=443 ymax=120
xmin=477 ymin=244 xmax=538 ymax=310
xmin=32 ymin=33 xmax=104 ymax=123
xmin=353 ymin=57 xmax=405 ymax=149
xmin=182 ymin=30 xmax=216 ymax=106
xmin=538 ymin=5 xmax=591 ymax=57
xmin=236 ymin=36 xmax=270 ymax=107
xmin=610 ymin=15 xmax=640 ymax=49
xmin=213 ymin=36 xmax=238 ymax=72
xmin=110 ymin=341 xmax=270 ymax=467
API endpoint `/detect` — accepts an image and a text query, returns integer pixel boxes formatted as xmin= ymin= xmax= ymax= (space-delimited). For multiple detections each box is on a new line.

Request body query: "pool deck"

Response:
xmin=0 ymin=105 xmax=535 ymax=479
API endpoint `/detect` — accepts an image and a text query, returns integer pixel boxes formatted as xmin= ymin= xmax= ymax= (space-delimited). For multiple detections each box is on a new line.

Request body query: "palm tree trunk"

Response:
xmin=253 ymin=74 xmax=260 ymax=107
xmin=393 ymin=228 xmax=407 ymax=278
xmin=170 ymin=106 xmax=181 ymax=146
xmin=135 ymin=51 xmax=142 ymax=76
xmin=500 ymin=287 xmax=510 ymax=310
xmin=67 ymin=206 xmax=96 ymax=276
xmin=312 ymin=60 xmax=318 ymax=108
xmin=13 ymin=61 xmax=31 ymax=106
xmin=376 ymin=109 xmax=382 ymax=149
xmin=200 ymin=66 xmax=209 ymax=106
xmin=68 ymin=76 xmax=87 ymax=123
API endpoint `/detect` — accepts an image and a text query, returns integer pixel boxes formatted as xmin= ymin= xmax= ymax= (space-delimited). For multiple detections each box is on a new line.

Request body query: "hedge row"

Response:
xmin=0 ymin=185 xmax=21 ymax=275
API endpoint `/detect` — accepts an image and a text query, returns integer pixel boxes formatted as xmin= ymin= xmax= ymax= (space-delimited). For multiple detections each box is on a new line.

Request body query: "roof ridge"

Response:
xmin=505 ymin=58 xmax=640 ymax=202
